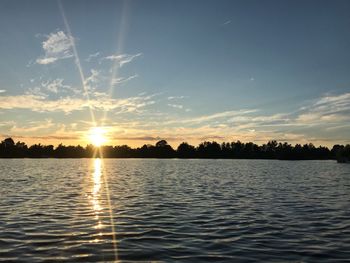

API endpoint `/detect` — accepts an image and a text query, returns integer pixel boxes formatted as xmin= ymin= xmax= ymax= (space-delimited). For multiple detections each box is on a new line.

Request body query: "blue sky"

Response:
xmin=0 ymin=0 xmax=350 ymax=147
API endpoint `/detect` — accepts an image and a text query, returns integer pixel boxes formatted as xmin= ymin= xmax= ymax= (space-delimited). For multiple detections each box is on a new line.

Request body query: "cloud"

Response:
xmin=102 ymin=121 xmax=314 ymax=146
xmin=36 ymin=31 xmax=74 ymax=65
xmin=0 ymin=120 xmax=15 ymax=127
xmin=167 ymin=96 xmax=186 ymax=100
xmin=116 ymin=92 xmax=349 ymax=145
xmin=103 ymin=53 xmax=142 ymax=67
xmin=83 ymin=69 xmax=101 ymax=92
xmin=2 ymin=90 xmax=349 ymax=147
xmin=26 ymin=87 xmax=48 ymax=97
xmin=296 ymin=92 xmax=350 ymax=124
xmin=168 ymin=103 xmax=183 ymax=109
xmin=112 ymin=74 xmax=138 ymax=85
xmin=315 ymin=92 xmax=350 ymax=106
xmin=42 ymin=78 xmax=71 ymax=93
xmin=222 ymin=20 xmax=231 ymax=26
xmin=10 ymin=119 xmax=54 ymax=133
xmin=0 ymin=90 xmax=6 ymax=93
xmin=3 ymin=134 xmax=80 ymax=141
xmin=0 ymin=93 xmax=157 ymax=114
xmin=113 ymin=136 xmax=163 ymax=141
xmin=165 ymin=109 xmax=259 ymax=125
xmin=85 ymin=52 xmax=100 ymax=62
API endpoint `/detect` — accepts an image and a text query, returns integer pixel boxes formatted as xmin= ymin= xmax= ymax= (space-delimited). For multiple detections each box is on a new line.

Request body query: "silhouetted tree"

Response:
xmin=336 ymin=144 xmax=350 ymax=162
xmin=0 ymin=137 xmax=346 ymax=160
xmin=177 ymin=142 xmax=196 ymax=158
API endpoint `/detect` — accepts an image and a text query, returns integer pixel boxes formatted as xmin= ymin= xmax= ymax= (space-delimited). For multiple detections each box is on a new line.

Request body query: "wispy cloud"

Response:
xmin=42 ymin=78 xmax=71 ymax=93
xmin=168 ymin=103 xmax=184 ymax=109
xmin=103 ymin=53 xmax=142 ymax=67
xmin=85 ymin=51 xmax=100 ymax=62
xmin=0 ymin=120 xmax=15 ymax=127
xmin=36 ymin=31 xmax=74 ymax=65
xmin=167 ymin=96 xmax=186 ymax=100
xmin=26 ymin=87 xmax=48 ymax=97
xmin=296 ymin=92 xmax=350 ymax=124
xmin=0 ymin=93 xmax=157 ymax=114
xmin=166 ymin=109 xmax=259 ymax=125
xmin=10 ymin=119 xmax=55 ymax=133
xmin=222 ymin=20 xmax=231 ymax=26
xmin=83 ymin=69 xmax=101 ymax=92
xmin=112 ymin=74 xmax=138 ymax=85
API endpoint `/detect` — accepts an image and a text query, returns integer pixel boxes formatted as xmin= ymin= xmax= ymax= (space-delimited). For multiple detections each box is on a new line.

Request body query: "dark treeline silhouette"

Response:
xmin=1 ymin=137 xmax=349 ymax=161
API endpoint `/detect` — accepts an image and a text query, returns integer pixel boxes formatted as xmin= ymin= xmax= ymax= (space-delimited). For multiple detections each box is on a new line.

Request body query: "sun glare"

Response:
xmin=89 ymin=127 xmax=107 ymax=147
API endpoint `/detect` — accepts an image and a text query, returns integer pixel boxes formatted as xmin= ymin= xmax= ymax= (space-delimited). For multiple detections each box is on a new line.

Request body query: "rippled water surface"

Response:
xmin=1 ymin=159 xmax=350 ymax=262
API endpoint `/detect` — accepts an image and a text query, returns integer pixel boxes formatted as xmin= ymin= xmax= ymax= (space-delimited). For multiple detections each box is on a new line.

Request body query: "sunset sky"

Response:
xmin=0 ymin=0 xmax=350 ymax=147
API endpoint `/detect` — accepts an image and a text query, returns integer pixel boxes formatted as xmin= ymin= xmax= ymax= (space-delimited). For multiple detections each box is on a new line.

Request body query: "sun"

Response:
xmin=88 ymin=127 xmax=107 ymax=147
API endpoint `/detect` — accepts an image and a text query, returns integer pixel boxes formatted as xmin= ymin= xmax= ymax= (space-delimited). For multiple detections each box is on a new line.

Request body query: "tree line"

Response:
xmin=0 ymin=137 xmax=349 ymax=161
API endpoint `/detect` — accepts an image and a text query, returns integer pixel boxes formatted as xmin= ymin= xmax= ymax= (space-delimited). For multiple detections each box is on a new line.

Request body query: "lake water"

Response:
xmin=1 ymin=159 xmax=350 ymax=262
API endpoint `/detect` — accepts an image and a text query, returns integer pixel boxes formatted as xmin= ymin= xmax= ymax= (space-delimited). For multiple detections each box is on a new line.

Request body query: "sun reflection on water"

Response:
xmin=92 ymin=158 xmax=102 ymax=212
xmin=90 ymin=158 xmax=119 ymax=261
xmin=90 ymin=158 xmax=103 ymax=242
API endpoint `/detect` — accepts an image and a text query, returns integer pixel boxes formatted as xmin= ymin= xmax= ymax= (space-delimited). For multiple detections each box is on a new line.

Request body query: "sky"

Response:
xmin=0 ymin=0 xmax=350 ymax=147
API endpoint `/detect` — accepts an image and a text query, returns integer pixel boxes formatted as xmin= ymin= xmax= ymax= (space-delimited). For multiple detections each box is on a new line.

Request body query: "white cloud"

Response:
xmin=315 ymin=92 xmax=350 ymax=106
xmin=166 ymin=109 xmax=259 ymax=125
xmin=296 ymin=92 xmax=350 ymax=124
xmin=26 ymin=87 xmax=47 ymax=97
xmin=10 ymin=119 xmax=55 ymax=133
xmin=0 ymin=120 xmax=15 ymax=127
xmin=85 ymin=52 xmax=100 ymax=62
xmin=0 ymin=93 xmax=157 ymax=114
xmin=83 ymin=69 xmax=101 ymax=92
xmin=36 ymin=57 xmax=58 ymax=65
xmin=0 ymin=90 xmax=6 ymax=93
xmin=168 ymin=103 xmax=183 ymax=109
xmin=103 ymin=53 xmax=142 ymax=67
xmin=42 ymin=78 xmax=71 ymax=93
xmin=36 ymin=31 xmax=74 ymax=65
xmin=112 ymin=74 xmax=138 ymax=85
xmin=167 ymin=96 xmax=186 ymax=100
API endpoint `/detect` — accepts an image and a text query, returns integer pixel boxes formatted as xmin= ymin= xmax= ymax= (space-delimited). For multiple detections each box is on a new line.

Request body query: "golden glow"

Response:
xmin=88 ymin=127 xmax=107 ymax=147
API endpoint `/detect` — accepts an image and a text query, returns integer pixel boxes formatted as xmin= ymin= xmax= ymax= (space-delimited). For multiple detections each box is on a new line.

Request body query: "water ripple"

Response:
xmin=1 ymin=159 xmax=350 ymax=262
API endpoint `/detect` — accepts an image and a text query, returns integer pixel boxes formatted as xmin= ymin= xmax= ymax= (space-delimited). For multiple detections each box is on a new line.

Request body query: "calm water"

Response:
xmin=1 ymin=159 xmax=350 ymax=262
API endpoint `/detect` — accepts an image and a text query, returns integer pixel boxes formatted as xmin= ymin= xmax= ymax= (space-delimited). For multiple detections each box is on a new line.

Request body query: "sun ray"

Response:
xmin=101 ymin=0 xmax=130 ymax=127
xmin=58 ymin=0 xmax=96 ymax=125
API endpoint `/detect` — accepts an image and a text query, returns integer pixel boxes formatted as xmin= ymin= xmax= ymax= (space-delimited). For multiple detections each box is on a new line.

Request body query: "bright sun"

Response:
xmin=88 ymin=127 xmax=107 ymax=147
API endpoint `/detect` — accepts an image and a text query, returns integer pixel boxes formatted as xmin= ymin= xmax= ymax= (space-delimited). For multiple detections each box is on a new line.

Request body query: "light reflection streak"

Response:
xmin=91 ymin=157 xmax=119 ymax=261
xmin=92 ymin=158 xmax=102 ymax=213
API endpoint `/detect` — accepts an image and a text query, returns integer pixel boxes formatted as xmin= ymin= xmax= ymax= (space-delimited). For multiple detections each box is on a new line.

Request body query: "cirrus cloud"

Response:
xmin=36 ymin=31 xmax=74 ymax=65
xmin=103 ymin=53 xmax=142 ymax=67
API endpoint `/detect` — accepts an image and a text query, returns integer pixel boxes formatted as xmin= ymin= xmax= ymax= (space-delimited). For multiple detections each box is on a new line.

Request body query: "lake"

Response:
xmin=1 ymin=159 xmax=350 ymax=262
